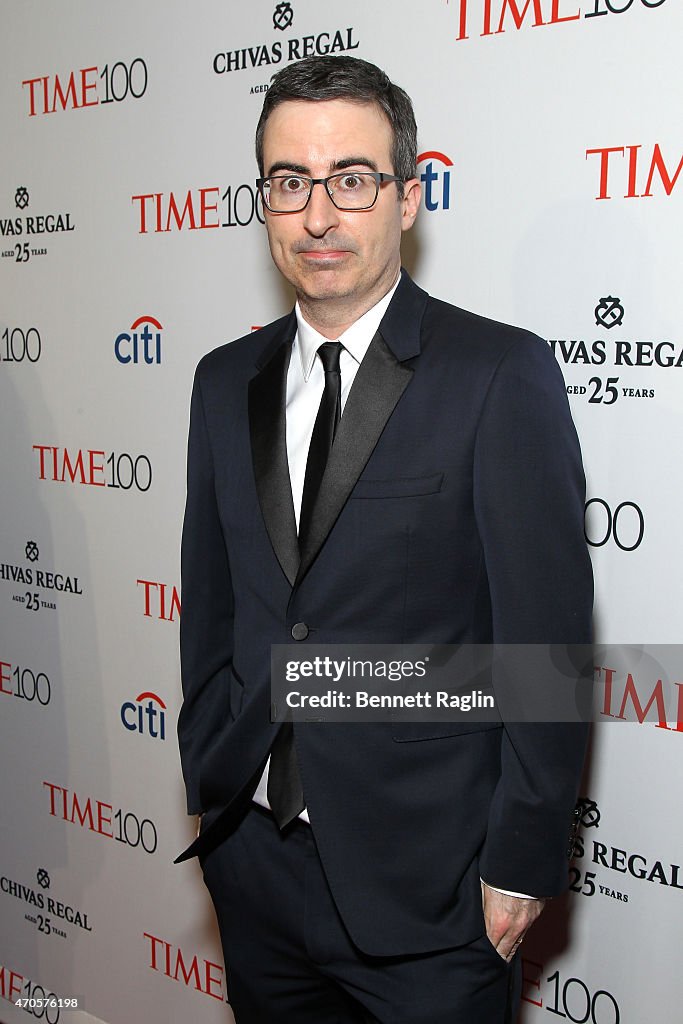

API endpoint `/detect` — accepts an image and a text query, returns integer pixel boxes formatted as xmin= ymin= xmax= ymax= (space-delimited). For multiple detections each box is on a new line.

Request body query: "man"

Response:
xmin=176 ymin=55 xmax=593 ymax=1023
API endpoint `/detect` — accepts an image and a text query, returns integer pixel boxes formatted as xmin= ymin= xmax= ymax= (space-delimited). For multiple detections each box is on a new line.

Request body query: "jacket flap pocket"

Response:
xmin=392 ymin=720 xmax=502 ymax=743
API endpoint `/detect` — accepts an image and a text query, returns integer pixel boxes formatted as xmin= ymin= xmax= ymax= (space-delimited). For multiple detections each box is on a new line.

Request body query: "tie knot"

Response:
xmin=317 ymin=341 xmax=342 ymax=374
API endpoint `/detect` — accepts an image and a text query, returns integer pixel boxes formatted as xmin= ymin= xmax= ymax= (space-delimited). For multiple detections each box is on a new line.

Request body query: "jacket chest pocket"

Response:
xmin=351 ymin=472 xmax=444 ymax=500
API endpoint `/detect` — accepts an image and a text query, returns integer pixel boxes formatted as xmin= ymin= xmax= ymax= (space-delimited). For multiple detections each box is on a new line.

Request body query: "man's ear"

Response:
xmin=401 ymin=178 xmax=421 ymax=230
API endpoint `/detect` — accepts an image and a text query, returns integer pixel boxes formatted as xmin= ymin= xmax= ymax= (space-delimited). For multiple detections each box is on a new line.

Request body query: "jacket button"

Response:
xmin=291 ymin=622 xmax=309 ymax=641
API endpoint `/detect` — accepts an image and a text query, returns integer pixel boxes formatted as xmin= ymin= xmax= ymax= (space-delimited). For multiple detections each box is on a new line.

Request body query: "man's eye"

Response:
xmin=339 ymin=174 xmax=362 ymax=190
xmin=283 ymin=177 xmax=304 ymax=192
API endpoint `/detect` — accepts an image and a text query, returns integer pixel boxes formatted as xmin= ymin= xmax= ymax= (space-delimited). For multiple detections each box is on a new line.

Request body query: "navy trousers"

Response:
xmin=200 ymin=804 xmax=522 ymax=1024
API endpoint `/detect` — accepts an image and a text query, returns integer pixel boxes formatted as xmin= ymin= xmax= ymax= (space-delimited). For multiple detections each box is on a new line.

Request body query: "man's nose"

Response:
xmin=302 ymin=181 xmax=340 ymax=236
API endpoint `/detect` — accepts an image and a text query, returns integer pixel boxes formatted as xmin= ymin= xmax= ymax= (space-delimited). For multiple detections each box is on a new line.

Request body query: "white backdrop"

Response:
xmin=1 ymin=2 xmax=681 ymax=1022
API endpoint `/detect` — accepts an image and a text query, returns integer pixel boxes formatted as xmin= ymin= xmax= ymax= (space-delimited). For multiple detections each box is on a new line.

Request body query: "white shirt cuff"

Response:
xmin=481 ymin=879 xmax=538 ymax=900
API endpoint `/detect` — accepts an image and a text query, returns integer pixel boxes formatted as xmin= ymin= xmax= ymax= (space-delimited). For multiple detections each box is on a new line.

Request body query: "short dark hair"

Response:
xmin=255 ymin=56 xmax=417 ymax=196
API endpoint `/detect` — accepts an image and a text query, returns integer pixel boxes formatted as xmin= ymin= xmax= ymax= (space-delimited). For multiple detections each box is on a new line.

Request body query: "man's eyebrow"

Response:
xmin=264 ymin=156 xmax=380 ymax=177
xmin=266 ymin=161 xmax=311 ymax=177
xmin=332 ymin=157 xmax=379 ymax=172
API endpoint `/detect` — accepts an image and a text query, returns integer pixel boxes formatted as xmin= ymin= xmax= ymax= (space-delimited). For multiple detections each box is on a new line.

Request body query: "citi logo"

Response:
xmin=115 ymin=315 xmax=163 ymax=365
xmin=120 ymin=691 xmax=167 ymax=740
xmin=417 ymin=152 xmax=452 ymax=212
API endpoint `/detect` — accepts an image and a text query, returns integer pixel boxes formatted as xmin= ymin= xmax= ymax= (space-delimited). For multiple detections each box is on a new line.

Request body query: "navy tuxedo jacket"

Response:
xmin=176 ymin=271 xmax=593 ymax=956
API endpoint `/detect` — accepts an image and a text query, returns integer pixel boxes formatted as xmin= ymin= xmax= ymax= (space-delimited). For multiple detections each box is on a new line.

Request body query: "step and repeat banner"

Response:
xmin=1 ymin=2 xmax=681 ymax=1022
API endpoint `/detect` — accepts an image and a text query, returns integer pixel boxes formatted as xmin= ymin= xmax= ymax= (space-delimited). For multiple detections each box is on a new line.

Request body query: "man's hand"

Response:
xmin=481 ymin=881 xmax=546 ymax=962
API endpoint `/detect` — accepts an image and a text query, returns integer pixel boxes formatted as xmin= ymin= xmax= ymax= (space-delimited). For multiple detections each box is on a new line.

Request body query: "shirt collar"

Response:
xmin=294 ymin=272 xmax=401 ymax=381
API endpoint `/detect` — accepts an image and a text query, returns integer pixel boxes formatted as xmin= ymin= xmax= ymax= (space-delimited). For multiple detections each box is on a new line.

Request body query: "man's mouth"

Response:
xmin=301 ymin=249 xmax=346 ymax=256
xmin=296 ymin=247 xmax=353 ymax=262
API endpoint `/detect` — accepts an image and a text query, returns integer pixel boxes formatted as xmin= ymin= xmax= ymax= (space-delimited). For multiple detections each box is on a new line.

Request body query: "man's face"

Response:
xmin=260 ymin=98 xmax=420 ymax=316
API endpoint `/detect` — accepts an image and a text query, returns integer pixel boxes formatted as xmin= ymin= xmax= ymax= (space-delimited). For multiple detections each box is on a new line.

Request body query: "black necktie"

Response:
xmin=298 ymin=341 xmax=342 ymax=552
xmin=268 ymin=341 xmax=342 ymax=829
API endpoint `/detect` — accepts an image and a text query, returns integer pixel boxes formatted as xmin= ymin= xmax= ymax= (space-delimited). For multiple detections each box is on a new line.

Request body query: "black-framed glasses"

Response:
xmin=256 ymin=171 xmax=404 ymax=213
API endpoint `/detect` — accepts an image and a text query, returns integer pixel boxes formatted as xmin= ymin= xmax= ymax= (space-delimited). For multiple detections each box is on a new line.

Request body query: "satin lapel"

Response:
xmin=296 ymin=331 xmax=414 ymax=584
xmin=248 ymin=338 xmax=299 ymax=587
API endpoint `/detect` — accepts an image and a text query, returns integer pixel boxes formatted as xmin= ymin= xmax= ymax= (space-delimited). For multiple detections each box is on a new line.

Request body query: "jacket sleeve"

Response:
xmin=473 ymin=334 xmax=593 ymax=897
xmin=177 ymin=365 xmax=235 ymax=815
